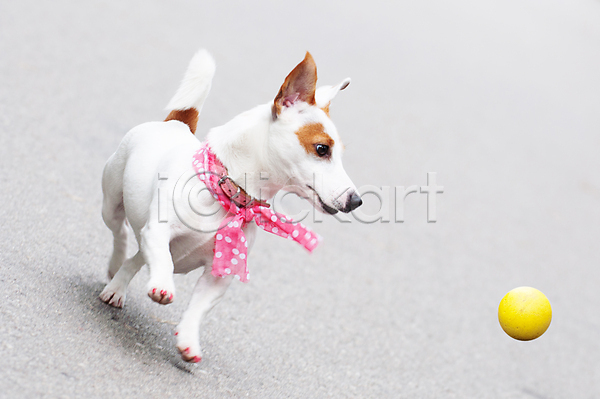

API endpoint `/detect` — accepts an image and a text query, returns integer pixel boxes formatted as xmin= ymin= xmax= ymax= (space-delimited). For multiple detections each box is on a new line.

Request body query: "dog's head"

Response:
xmin=269 ymin=52 xmax=362 ymax=214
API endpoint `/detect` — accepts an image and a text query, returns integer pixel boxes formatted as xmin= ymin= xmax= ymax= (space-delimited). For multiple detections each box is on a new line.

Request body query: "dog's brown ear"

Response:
xmin=272 ymin=52 xmax=317 ymax=120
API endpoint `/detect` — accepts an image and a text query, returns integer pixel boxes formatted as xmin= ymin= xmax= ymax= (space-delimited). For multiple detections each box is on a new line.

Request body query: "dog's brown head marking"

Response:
xmin=295 ymin=122 xmax=335 ymax=159
xmin=165 ymin=108 xmax=199 ymax=134
xmin=272 ymin=52 xmax=318 ymax=120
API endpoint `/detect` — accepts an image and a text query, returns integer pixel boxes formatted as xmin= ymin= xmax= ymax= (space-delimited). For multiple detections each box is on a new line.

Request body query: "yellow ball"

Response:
xmin=498 ymin=287 xmax=552 ymax=341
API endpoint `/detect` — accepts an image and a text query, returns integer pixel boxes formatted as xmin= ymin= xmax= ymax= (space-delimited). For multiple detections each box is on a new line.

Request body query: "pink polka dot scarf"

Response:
xmin=192 ymin=142 xmax=321 ymax=282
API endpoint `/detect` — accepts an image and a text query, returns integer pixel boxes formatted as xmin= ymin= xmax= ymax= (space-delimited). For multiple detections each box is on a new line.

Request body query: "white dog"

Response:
xmin=99 ymin=50 xmax=362 ymax=362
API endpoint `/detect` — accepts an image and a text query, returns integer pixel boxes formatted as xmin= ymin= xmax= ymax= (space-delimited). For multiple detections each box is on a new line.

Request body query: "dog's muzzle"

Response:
xmin=308 ymin=186 xmax=362 ymax=214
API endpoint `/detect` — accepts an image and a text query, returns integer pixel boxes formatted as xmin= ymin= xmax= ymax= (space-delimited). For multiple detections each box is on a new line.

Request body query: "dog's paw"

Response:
xmin=175 ymin=331 xmax=202 ymax=363
xmin=147 ymin=285 xmax=175 ymax=305
xmin=99 ymin=286 xmax=126 ymax=308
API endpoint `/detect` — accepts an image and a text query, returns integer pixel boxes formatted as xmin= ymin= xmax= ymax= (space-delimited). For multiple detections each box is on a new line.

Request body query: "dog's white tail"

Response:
xmin=165 ymin=49 xmax=216 ymax=134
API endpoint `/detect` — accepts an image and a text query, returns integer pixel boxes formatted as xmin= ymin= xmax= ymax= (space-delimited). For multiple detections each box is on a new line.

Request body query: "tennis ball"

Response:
xmin=498 ymin=287 xmax=552 ymax=341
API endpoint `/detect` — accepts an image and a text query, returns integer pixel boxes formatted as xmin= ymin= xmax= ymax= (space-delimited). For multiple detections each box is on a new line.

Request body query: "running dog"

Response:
xmin=99 ymin=50 xmax=362 ymax=362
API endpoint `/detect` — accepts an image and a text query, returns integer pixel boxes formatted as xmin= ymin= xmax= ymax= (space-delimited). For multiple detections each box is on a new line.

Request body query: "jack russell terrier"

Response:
xmin=99 ymin=50 xmax=362 ymax=362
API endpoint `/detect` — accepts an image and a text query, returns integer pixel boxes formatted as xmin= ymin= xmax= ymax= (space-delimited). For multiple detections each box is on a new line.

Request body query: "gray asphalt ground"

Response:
xmin=2 ymin=1 xmax=600 ymax=398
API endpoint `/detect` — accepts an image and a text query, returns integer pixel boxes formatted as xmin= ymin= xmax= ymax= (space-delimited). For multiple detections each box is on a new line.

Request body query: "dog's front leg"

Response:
xmin=175 ymin=266 xmax=233 ymax=362
xmin=140 ymin=224 xmax=176 ymax=305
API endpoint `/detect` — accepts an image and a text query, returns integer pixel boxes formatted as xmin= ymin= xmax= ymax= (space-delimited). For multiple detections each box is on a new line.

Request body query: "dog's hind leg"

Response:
xmin=99 ymin=251 xmax=145 ymax=308
xmin=101 ymin=153 xmax=129 ymax=279
xmin=104 ymin=205 xmax=128 ymax=279
xmin=175 ymin=266 xmax=234 ymax=362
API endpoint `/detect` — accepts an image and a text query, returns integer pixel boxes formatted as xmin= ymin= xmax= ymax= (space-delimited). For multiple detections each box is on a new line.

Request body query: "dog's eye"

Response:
xmin=315 ymin=144 xmax=330 ymax=157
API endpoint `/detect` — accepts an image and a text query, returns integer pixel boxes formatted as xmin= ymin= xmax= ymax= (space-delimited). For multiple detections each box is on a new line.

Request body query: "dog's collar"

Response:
xmin=192 ymin=142 xmax=321 ymax=283
xmin=216 ymin=175 xmax=270 ymax=209
xmin=190 ymin=141 xmax=267 ymax=209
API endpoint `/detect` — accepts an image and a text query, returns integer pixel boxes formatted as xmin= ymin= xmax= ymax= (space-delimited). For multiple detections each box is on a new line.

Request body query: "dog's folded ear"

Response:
xmin=272 ymin=52 xmax=318 ymax=120
xmin=315 ymin=78 xmax=351 ymax=115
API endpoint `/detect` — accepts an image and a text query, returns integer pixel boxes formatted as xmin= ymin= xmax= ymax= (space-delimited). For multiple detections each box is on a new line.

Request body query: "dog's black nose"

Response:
xmin=347 ymin=191 xmax=363 ymax=212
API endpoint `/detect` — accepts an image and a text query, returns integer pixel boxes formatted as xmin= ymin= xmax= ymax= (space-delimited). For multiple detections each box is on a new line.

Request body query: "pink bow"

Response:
xmin=192 ymin=143 xmax=321 ymax=282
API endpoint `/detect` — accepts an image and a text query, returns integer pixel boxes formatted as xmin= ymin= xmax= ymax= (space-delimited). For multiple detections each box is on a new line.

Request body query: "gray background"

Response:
xmin=1 ymin=0 xmax=600 ymax=398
